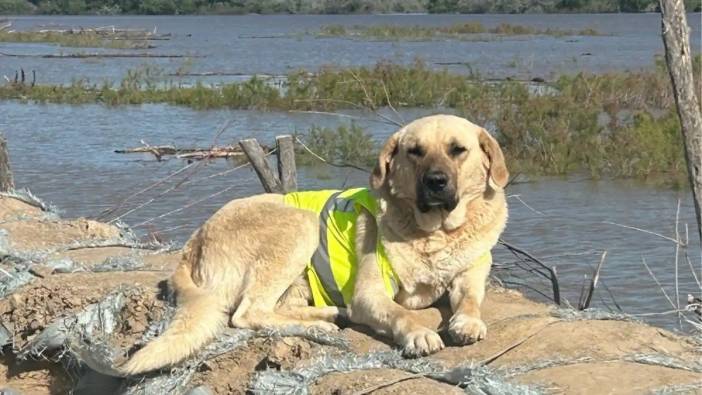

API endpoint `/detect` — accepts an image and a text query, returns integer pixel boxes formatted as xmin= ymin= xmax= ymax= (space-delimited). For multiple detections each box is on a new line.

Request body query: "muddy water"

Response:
xmin=0 ymin=101 xmax=699 ymax=332
xmin=2 ymin=13 xmax=700 ymax=85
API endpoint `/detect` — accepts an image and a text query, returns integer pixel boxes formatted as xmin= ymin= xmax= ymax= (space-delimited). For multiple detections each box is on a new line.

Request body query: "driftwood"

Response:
xmin=239 ymin=138 xmax=284 ymax=193
xmin=166 ymin=71 xmax=273 ymax=77
xmin=31 ymin=24 xmax=170 ymax=39
xmin=659 ymin=0 xmax=702 ymax=243
xmin=498 ymin=240 xmax=561 ymax=305
xmin=577 ymin=251 xmax=607 ymax=310
xmin=0 ymin=52 xmax=197 ymax=59
xmin=176 ymin=149 xmax=246 ymax=160
xmin=115 ymin=142 xmax=271 ymax=162
xmin=688 ymin=294 xmax=702 ymax=319
xmin=276 ymin=135 xmax=297 ymax=192
xmin=238 ymin=34 xmax=289 ymax=39
xmin=237 ymin=135 xmax=298 ymax=194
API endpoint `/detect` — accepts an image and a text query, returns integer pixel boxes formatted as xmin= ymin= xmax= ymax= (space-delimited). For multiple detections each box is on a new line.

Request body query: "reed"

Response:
xmin=0 ymin=30 xmax=150 ymax=49
xmin=317 ymin=22 xmax=603 ymax=41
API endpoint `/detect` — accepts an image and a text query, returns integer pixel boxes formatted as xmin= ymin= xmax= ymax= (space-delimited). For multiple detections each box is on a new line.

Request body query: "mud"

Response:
xmin=0 ymin=194 xmax=700 ymax=395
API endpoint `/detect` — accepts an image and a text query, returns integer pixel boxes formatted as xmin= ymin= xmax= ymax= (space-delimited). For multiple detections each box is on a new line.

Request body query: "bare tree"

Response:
xmin=659 ymin=0 xmax=702 ymax=242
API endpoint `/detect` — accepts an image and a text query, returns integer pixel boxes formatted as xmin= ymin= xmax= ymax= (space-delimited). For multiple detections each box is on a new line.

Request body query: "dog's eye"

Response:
xmin=449 ymin=145 xmax=467 ymax=157
xmin=407 ymin=146 xmax=424 ymax=157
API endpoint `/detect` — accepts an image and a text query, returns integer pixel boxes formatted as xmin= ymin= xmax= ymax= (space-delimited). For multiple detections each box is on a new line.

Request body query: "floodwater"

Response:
xmin=1 ymin=14 xmax=701 ymax=332
xmin=2 ymin=13 xmax=701 ymax=84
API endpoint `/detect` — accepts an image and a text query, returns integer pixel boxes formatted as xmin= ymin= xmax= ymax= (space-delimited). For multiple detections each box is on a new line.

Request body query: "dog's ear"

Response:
xmin=370 ymin=131 xmax=401 ymax=190
xmin=479 ymin=128 xmax=509 ymax=191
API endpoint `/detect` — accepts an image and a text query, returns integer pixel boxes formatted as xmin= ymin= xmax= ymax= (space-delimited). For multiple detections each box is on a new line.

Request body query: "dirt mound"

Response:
xmin=0 ymin=195 xmax=45 ymax=222
xmin=46 ymin=246 xmax=180 ymax=272
xmin=0 ymin=194 xmax=129 ymax=252
xmin=189 ymin=336 xmax=326 ymax=394
xmin=0 ymin=194 xmax=700 ymax=395
xmin=3 ymin=276 xmax=701 ymax=395
xmin=0 ymin=354 xmax=72 ymax=395
xmin=514 ymin=361 xmax=701 ymax=395
xmin=311 ymin=369 xmax=465 ymax=395
xmin=0 ymin=271 xmax=166 ymax=351
xmin=0 ymin=218 xmax=124 ymax=251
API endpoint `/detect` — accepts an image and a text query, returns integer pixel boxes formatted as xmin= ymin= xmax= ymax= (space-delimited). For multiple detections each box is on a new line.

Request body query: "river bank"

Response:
xmin=0 ymin=191 xmax=700 ymax=394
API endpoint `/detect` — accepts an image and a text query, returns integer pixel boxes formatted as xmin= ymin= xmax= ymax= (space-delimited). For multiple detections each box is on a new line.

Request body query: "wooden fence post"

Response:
xmin=659 ymin=0 xmax=702 ymax=242
xmin=0 ymin=135 xmax=14 ymax=192
xmin=239 ymin=138 xmax=284 ymax=194
xmin=276 ymin=135 xmax=297 ymax=193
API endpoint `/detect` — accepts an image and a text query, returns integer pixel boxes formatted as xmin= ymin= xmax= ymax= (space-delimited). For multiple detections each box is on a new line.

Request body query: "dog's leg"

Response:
xmin=276 ymin=273 xmax=347 ymax=323
xmin=232 ymin=299 xmax=339 ymax=332
xmin=447 ymin=258 xmax=491 ymax=344
xmin=348 ymin=209 xmax=444 ymax=357
xmin=277 ymin=305 xmax=345 ymax=323
xmin=229 ymin=211 xmax=338 ymax=332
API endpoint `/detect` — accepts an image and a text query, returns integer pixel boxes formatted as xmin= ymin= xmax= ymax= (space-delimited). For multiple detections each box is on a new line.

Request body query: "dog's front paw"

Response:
xmin=400 ymin=327 xmax=445 ymax=357
xmin=449 ymin=314 xmax=486 ymax=345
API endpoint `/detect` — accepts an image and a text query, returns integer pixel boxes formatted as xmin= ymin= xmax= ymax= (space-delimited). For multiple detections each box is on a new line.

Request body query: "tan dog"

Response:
xmin=121 ymin=114 xmax=508 ymax=375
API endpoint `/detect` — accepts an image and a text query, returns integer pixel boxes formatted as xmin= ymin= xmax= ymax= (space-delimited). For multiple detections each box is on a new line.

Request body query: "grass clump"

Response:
xmin=491 ymin=59 xmax=697 ymax=184
xmin=296 ymin=123 xmax=376 ymax=168
xmin=0 ymin=30 xmax=150 ymax=49
xmin=317 ymin=22 xmax=603 ymax=41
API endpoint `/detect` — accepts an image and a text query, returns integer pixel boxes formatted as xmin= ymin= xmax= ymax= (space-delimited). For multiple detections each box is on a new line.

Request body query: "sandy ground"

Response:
xmin=0 ymin=194 xmax=700 ymax=394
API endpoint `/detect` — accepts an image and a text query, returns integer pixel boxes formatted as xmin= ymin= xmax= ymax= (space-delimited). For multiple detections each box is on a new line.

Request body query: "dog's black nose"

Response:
xmin=423 ymin=170 xmax=448 ymax=192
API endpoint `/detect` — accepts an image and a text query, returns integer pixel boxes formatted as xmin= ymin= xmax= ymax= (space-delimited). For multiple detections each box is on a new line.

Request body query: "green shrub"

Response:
xmin=139 ymin=0 xmax=177 ymax=14
xmin=0 ymin=0 xmax=33 ymax=14
xmin=297 ymin=123 xmax=375 ymax=167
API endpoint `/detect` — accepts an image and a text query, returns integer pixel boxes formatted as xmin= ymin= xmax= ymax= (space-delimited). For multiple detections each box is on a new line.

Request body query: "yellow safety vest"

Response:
xmin=284 ymin=187 xmax=491 ymax=307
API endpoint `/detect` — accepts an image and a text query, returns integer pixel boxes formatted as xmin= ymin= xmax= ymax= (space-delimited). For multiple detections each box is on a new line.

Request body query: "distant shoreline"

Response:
xmin=1 ymin=0 xmax=700 ymax=16
xmin=3 ymin=11 xmax=702 ymax=16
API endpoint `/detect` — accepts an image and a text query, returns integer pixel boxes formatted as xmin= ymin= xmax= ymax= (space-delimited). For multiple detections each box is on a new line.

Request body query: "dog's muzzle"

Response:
xmin=417 ymin=170 xmax=458 ymax=213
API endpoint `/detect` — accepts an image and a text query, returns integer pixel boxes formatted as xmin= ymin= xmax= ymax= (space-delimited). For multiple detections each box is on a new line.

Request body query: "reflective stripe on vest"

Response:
xmin=306 ymin=189 xmax=399 ymax=307
xmin=309 ymin=191 xmax=352 ymax=307
xmin=284 ymin=188 xmax=400 ymax=307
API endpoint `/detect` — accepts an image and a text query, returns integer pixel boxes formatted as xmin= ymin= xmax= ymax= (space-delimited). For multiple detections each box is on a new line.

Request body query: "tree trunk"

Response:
xmin=659 ymin=0 xmax=702 ymax=242
xmin=0 ymin=135 xmax=14 ymax=192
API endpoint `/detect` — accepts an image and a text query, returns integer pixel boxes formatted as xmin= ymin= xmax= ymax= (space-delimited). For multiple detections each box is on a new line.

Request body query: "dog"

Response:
xmin=120 ymin=114 xmax=508 ymax=375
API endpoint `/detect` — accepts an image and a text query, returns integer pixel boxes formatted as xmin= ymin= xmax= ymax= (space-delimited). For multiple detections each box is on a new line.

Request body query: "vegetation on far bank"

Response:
xmin=0 ymin=29 xmax=151 ymax=48
xmin=0 ymin=0 xmax=700 ymax=15
xmin=3 ymin=58 xmax=693 ymax=184
xmin=318 ymin=22 xmax=602 ymax=40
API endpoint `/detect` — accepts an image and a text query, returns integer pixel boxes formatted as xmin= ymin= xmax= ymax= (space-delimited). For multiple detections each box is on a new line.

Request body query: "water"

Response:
xmin=1 ymin=14 xmax=701 ymax=332
xmin=2 ymin=14 xmax=700 ymax=85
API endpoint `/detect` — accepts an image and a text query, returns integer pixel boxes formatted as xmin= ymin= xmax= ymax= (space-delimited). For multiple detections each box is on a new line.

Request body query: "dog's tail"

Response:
xmin=119 ymin=262 xmax=228 ymax=376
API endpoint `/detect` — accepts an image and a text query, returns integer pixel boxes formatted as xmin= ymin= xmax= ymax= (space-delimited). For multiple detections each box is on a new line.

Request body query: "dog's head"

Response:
xmin=371 ymin=114 xmax=508 ymax=232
